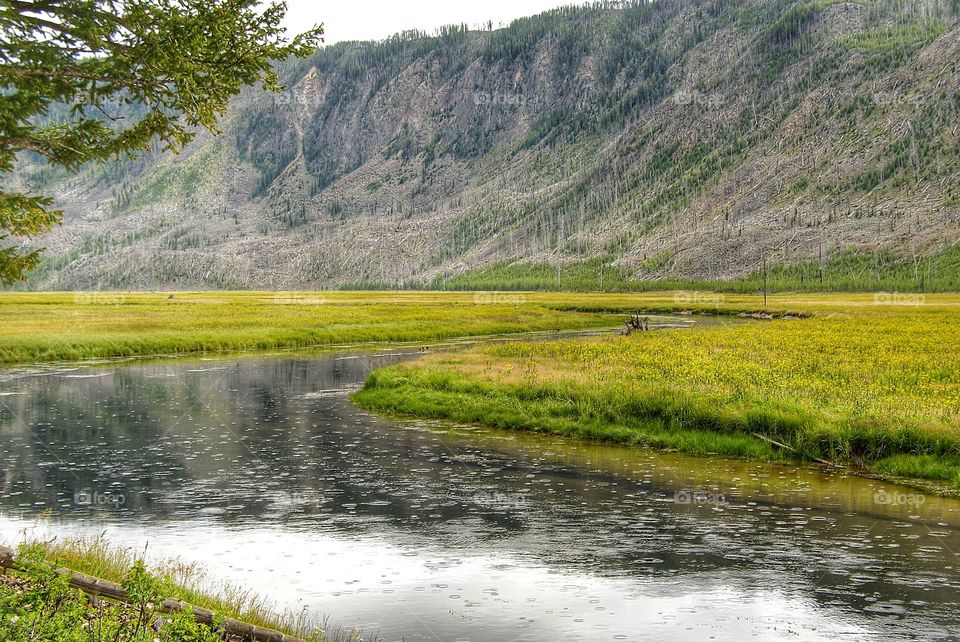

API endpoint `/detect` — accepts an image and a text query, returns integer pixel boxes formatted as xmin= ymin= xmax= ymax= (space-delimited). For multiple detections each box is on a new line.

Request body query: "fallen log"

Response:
xmin=750 ymin=433 xmax=838 ymax=467
xmin=0 ymin=544 xmax=305 ymax=642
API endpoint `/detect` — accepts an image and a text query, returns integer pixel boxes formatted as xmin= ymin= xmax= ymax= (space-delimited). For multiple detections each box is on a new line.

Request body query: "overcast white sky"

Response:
xmin=280 ymin=0 xmax=577 ymax=44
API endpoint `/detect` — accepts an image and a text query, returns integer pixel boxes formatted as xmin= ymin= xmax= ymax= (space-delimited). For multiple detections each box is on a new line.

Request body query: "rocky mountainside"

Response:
xmin=12 ymin=0 xmax=960 ymax=290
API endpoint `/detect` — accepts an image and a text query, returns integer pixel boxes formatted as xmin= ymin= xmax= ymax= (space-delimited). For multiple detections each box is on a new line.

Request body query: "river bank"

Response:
xmin=0 ymin=538 xmax=349 ymax=642
xmin=353 ymin=294 xmax=960 ymax=496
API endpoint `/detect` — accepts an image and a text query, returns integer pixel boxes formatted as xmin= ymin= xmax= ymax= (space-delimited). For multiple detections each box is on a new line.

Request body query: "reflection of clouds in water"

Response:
xmin=0 ymin=352 xmax=958 ymax=641
xmin=0 ymin=516 xmax=880 ymax=642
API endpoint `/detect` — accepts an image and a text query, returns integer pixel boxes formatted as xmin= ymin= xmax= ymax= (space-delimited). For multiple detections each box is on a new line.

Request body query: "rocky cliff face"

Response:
xmin=15 ymin=0 xmax=960 ymax=289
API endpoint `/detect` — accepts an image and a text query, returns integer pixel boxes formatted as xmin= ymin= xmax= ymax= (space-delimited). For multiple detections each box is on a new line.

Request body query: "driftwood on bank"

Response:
xmin=0 ymin=545 xmax=305 ymax=642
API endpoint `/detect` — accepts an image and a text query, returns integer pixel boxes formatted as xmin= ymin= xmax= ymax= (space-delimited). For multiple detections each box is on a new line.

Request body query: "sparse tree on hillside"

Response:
xmin=0 ymin=0 xmax=323 ymax=283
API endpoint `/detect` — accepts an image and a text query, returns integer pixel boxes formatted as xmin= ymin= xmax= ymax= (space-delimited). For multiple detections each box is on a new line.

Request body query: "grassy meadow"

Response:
xmin=353 ymin=292 xmax=960 ymax=494
xmin=0 ymin=291 xmax=623 ymax=365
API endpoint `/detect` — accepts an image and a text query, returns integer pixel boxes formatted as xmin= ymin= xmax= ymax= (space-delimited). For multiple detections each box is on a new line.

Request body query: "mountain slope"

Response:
xmin=12 ymin=0 xmax=960 ymax=290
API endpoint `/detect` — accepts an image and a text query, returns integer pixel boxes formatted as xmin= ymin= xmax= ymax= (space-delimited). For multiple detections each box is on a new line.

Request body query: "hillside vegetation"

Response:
xmin=10 ymin=0 xmax=960 ymax=290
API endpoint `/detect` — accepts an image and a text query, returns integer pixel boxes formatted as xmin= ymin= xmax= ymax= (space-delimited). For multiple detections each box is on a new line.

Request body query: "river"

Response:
xmin=1 ymin=327 xmax=959 ymax=641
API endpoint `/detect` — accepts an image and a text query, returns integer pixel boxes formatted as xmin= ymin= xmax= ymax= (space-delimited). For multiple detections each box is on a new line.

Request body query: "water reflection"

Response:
xmin=1 ymin=350 xmax=959 ymax=641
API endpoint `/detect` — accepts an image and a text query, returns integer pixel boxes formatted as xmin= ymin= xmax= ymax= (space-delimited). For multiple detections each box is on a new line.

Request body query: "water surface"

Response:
xmin=1 ymin=331 xmax=959 ymax=641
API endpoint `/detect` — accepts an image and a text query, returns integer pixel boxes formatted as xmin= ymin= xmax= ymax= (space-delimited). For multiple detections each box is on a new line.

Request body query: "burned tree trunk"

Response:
xmin=623 ymin=311 xmax=650 ymax=335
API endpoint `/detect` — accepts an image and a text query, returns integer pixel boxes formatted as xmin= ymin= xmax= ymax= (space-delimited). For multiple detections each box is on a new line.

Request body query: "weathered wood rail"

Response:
xmin=0 ymin=545 xmax=306 ymax=642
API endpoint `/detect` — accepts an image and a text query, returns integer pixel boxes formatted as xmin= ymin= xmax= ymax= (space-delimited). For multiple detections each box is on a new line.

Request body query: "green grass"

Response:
xmin=353 ymin=293 xmax=960 ymax=495
xmin=0 ymin=538 xmax=356 ymax=641
xmin=0 ymin=291 xmax=621 ymax=365
xmin=353 ymin=373 xmax=782 ymax=461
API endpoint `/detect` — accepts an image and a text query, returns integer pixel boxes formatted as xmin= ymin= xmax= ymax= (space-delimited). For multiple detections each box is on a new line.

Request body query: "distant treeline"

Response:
xmin=339 ymin=245 xmax=960 ymax=293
